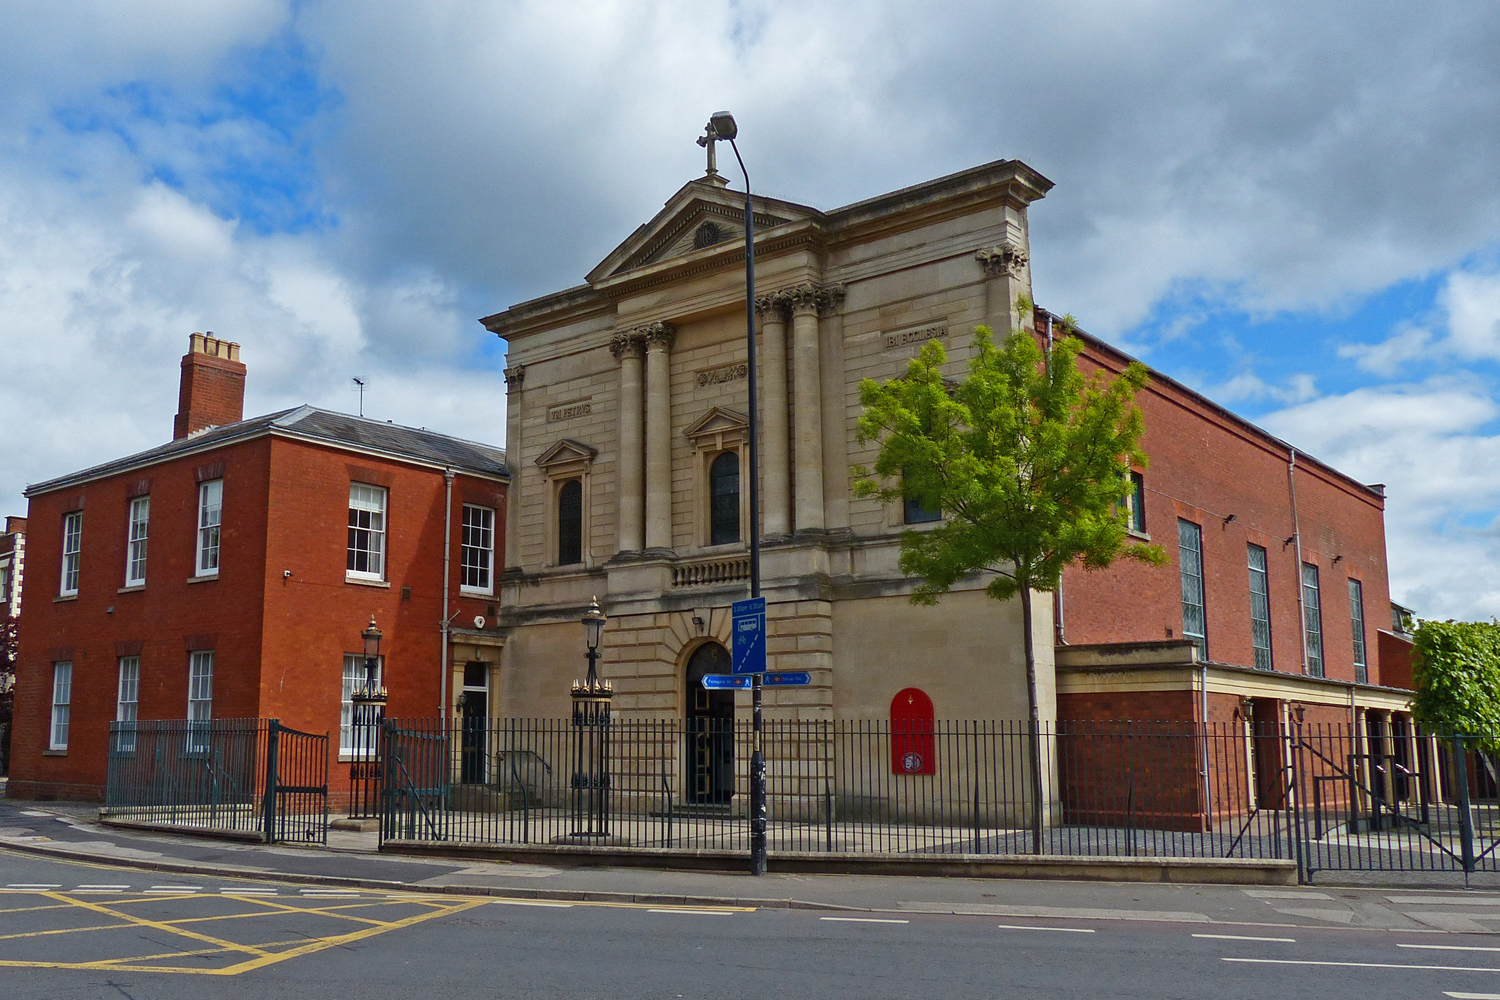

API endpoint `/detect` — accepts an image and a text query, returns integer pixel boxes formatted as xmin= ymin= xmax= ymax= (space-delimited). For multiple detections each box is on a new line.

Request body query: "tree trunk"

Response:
xmin=1022 ymin=586 xmax=1045 ymax=855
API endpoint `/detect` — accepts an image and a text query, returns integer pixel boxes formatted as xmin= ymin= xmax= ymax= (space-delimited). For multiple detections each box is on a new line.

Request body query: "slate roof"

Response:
xmin=26 ymin=405 xmax=508 ymax=496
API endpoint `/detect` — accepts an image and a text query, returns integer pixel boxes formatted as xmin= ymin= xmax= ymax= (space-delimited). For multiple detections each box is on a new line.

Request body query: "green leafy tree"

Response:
xmin=854 ymin=322 xmax=1164 ymax=849
xmin=1412 ymin=620 xmax=1500 ymax=769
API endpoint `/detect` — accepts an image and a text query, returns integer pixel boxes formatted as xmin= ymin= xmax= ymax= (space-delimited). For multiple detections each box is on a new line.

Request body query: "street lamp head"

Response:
xmin=362 ymin=614 xmax=383 ymax=659
xmin=708 ymin=111 xmax=737 ymax=141
xmin=581 ymin=596 xmax=606 ymax=652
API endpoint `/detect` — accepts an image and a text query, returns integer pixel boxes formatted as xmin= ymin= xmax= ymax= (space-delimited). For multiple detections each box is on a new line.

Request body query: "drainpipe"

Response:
xmin=1054 ymin=583 xmax=1066 ymax=645
xmin=1288 ymin=449 xmax=1309 ymax=674
xmin=440 ymin=468 xmax=455 ymax=719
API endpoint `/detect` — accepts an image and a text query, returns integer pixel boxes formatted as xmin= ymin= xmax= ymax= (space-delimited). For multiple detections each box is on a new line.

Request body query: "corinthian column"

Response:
xmin=642 ymin=321 xmax=675 ymax=552
xmin=502 ymin=363 xmax=525 ymax=568
xmin=611 ymin=332 xmax=645 ymax=553
xmin=756 ymin=295 xmax=791 ymax=539
xmin=787 ymin=285 xmax=825 ymax=533
xmin=975 ymin=241 xmax=1030 ymax=333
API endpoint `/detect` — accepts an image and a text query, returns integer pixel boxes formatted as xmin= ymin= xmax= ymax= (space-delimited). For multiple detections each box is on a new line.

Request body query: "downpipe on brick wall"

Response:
xmin=441 ymin=468 xmax=454 ymax=718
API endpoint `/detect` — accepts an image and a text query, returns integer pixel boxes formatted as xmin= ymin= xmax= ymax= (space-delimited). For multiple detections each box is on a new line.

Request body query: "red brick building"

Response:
xmin=1037 ymin=309 xmax=1416 ymax=821
xmin=7 ymin=335 xmax=508 ymax=801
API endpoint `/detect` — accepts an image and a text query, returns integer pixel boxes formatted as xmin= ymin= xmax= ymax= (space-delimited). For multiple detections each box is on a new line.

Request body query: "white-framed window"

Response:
xmin=195 ymin=480 xmax=222 ymax=577
xmin=340 ymin=653 xmax=384 ymax=756
xmin=347 ymin=483 xmax=387 ymax=580
xmin=60 ymin=511 xmax=82 ymax=596
xmin=49 ymin=661 xmax=72 ymax=750
xmin=115 ymin=656 xmax=140 ymax=752
xmin=460 ymin=504 xmax=495 ymax=594
xmin=125 ymin=496 xmax=149 ymax=586
xmin=187 ymin=650 xmax=213 ymax=751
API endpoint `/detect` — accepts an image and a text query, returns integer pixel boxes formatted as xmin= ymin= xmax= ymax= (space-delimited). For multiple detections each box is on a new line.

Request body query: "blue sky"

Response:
xmin=1 ymin=0 xmax=1499 ymax=620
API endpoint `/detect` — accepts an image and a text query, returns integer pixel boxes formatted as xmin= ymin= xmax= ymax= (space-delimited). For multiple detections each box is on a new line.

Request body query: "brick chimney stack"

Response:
xmin=173 ymin=332 xmax=246 ymax=440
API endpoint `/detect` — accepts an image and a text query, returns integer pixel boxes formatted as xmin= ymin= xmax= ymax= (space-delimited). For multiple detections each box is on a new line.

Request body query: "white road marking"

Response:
xmin=147 ymin=886 xmax=200 ymax=893
xmin=1388 ymin=897 xmax=1500 ymax=907
xmin=1444 ymin=992 xmax=1500 ymax=999
xmin=1398 ymin=943 xmax=1500 ymax=953
xmin=221 ymin=888 xmax=278 ymax=895
xmin=1223 ymin=957 xmax=1500 ymax=972
xmin=491 ymin=900 xmax=574 ymax=908
xmin=1242 ymin=890 xmax=1334 ymax=900
xmin=647 ymin=908 xmax=734 ymax=916
xmin=76 ymin=884 xmax=130 ymax=889
xmin=819 ymin=917 xmax=910 ymax=924
xmin=19 ymin=811 xmax=50 ymax=817
xmin=995 ymin=924 xmax=1095 ymax=934
xmin=1193 ymin=933 xmax=1296 ymax=943
xmin=899 ymin=902 xmax=1208 ymax=922
xmin=5 ymin=884 xmax=61 ymax=889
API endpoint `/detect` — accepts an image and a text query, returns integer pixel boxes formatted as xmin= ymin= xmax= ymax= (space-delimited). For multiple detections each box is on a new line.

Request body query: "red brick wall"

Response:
xmin=1058 ymin=334 xmax=1393 ymax=687
xmin=1377 ymin=631 xmax=1414 ymax=690
xmin=8 ymin=432 xmax=507 ymax=802
xmin=9 ymin=438 xmax=273 ymax=799
xmin=173 ymin=353 xmax=246 ymax=439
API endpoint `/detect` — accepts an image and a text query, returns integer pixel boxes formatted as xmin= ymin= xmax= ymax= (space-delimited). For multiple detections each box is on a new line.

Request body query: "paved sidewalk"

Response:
xmin=3 ymin=796 xmax=1500 ymax=934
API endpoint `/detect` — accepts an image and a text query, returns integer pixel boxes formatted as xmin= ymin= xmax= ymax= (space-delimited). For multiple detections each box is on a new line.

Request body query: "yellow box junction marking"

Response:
xmin=0 ymin=888 xmax=488 ymax=976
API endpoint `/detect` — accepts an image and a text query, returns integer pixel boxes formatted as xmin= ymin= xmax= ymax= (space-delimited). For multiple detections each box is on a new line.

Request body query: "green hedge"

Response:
xmin=1413 ymin=619 xmax=1500 ymax=737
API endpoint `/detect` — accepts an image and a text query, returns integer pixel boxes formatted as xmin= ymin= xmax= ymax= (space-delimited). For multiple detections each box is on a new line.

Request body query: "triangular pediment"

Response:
xmin=535 ymin=438 xmax=598 ymax=469
xmin=684 ymin=406 xmax=749 ymax=442
xmin=586 ymin=179 xmax=819 ymax=284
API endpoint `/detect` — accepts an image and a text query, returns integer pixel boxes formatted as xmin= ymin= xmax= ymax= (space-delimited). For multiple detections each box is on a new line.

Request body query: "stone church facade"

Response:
xmin=483 ymin=159 xmax=1055 ymax=755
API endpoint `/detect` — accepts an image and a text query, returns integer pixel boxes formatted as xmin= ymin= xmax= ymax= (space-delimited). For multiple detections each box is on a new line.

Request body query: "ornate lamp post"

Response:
xmin=569 ymin=597 xmax=612 ymax=839
xmin=349 ymin=614 xmax=386 ymax=818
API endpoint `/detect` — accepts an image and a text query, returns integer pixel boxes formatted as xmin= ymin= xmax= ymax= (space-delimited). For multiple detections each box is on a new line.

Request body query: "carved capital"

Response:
xmin=503 ymin=364 xmax=526 ymax=391
xmin=815 ymin=283 xmax=846 ymax=316
xmin=609 ymin=332 xmax=645 ymax=361
xmin=782 ymin=282 xmax=821 ymax=316
xmin=637 ymin=320 xmax=676 ymax=350
xmin=975 ymin=241 xmax=1029 ymax=278
xmin=754 ymin=294 xmax=789 ymax=322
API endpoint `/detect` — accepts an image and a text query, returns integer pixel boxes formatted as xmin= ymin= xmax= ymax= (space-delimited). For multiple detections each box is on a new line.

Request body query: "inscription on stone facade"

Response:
xmin=696 ymin=362 xmax=748 ymax=388
xmin=884 ymin=325 xmax=947 ymax=351
xmin=547 ymin=398 xmax=592 ymax=423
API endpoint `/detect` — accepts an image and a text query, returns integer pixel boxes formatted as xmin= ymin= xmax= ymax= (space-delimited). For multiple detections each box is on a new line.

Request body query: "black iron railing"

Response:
xmin=105 ymin=718 xmax=329 ymax=844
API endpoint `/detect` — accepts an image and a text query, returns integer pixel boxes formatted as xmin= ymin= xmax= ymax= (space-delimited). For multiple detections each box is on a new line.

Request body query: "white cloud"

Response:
xmin=1213 ymin=371 xmax=1318 ymax=405
xmin=1338 ymin=322 xmax=1435 ymax=378
xmin=1443 ymin=269 xmax=1500 ymax=361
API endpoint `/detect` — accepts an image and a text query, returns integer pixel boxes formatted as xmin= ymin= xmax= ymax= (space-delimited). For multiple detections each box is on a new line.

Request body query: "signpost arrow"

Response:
xmin=701 ymin=674 xmax=753 ymax=690
xmin=764 ymin=672 xmax=811 ymax=686
xmin=702 ymin=672 xmax=809 ymax=690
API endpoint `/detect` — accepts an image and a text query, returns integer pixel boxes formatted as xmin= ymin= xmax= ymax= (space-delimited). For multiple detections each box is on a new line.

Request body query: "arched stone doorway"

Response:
xmin=684 ymin=641 xmax=735 ymax=804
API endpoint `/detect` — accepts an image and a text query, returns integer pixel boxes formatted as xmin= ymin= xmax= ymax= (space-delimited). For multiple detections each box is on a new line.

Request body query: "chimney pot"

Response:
xmin=174 ymin=332 xmax=247 ymax=440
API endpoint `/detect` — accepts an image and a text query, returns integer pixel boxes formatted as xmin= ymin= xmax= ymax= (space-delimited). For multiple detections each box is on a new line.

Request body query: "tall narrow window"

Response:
xmin=902 ymin=469 xmax=941 ymax=525
xmin=347 ymin=483 xmax=387 ymax=580
xmin=125 ymin=496 xmax=149 ymax=586
xmin=460 ymin=504 xmax=495 ymax=594
xmin=187 ymin=651 xmax=214 ymax=752
xmin=195 ymin=480 xmax=222 ymax=576
xmin=115 ymin=656 xmax=140 ymax=752
xmin=1127 ymin=471 xmax=1147 ymax=533
xmin=557 ymin=479 xmax=583 ymax=565
xmin=60 ymin=510 xmax=82 ymax=596
xmin=341 ymin=653 xmax=384 ymax=755
xmin=1349 ymin=578 xmax=1368 ymax=685
xmin=1247 ymin=544 xmax=1273 ymax=671
xmin=709 ymin=451 xmax=741 ymax=545
xmin=1178 ymin=519 xmax=1207 ymax=660
xmin=1302 ymin=563 xmax=1324 ymax=678
xmin=49 ymin=662 xmax=72 ymax=750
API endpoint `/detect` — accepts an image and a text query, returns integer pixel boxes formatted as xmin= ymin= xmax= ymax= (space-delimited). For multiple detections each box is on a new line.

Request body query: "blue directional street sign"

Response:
xmin=732 ymin=597 xmax=767 ymax=675
xmin=764 ymin=672 xmax=811 ymax=687
xmin=701 ymin=674 xmax=753 ymax=690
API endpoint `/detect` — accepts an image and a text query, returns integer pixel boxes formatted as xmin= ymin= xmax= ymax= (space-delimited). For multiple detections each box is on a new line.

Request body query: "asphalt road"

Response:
xmin=4 ymin=848 xmax=1500 ymax=999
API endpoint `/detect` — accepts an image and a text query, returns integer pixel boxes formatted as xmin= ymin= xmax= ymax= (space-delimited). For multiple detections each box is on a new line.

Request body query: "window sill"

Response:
xmin=44 ymin=748 xmax=67 ymax=756
xmin=459 ymin=586 xmax=494 ymax=598
xmin=1127 ymin=529 xmax=1151 ymax=542
xmin=118 ymin=584 xmax=146 ymax=594
xmin=54 ymin=594 xmax=78 ymax=603
xmin=345 ymin=575 xmax=390 ymax=589
xmin=187 ymin=574 xmax=218 ymax=585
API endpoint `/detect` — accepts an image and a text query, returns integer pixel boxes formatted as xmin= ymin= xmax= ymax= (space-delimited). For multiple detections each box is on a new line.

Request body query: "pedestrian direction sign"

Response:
xmin=701 ymin=674 xmax=752 ymax=690
xmin=763 ymin=671 xmax=811 ymax=687
xmin=732 ymin=597 xmax=766 ymax=675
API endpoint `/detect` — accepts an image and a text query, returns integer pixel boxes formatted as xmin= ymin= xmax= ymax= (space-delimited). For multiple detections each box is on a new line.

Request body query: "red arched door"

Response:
xmin=891 ymin=688 xmax=935 ymax=775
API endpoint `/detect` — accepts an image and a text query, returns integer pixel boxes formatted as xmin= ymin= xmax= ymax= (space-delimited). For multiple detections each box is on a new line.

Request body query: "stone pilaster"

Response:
xmin=611 ymin=332 xmax=646 ymax=553
xmin=642 ymin=321 xmax=675 ymax=552
xmin=502 ymin=363 xmax=525 ymax=569
xmin=975 ymin=241 xmax=1030 ymax=334
xmin=785 ymin=283 xmax=843 ymax=534
xmin=755 ymin=295 xmax=791 ymax=539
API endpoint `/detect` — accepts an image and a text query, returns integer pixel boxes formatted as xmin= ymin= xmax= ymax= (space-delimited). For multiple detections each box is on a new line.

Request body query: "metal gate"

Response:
xmin=379 ymin=720 xmax=451 ymax=842
xmin=104 ymin=718 xmax=328 ymax=845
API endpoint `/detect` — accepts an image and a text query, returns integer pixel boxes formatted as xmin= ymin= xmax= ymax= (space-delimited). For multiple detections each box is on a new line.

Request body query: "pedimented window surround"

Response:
xmin=535 ymin=439 xmax=597 ymax=569
xmin=684 ymin=407 xmax=750 ymax=551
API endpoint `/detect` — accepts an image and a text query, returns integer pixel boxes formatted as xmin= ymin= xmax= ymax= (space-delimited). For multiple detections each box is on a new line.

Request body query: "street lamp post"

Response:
xmin=350 ymin=614 xmax=386 ymax=819
xmin=703 ymin=110 xmax=767 ymax=876
xmin=570 ymin=597 xmax=612 ymax=839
